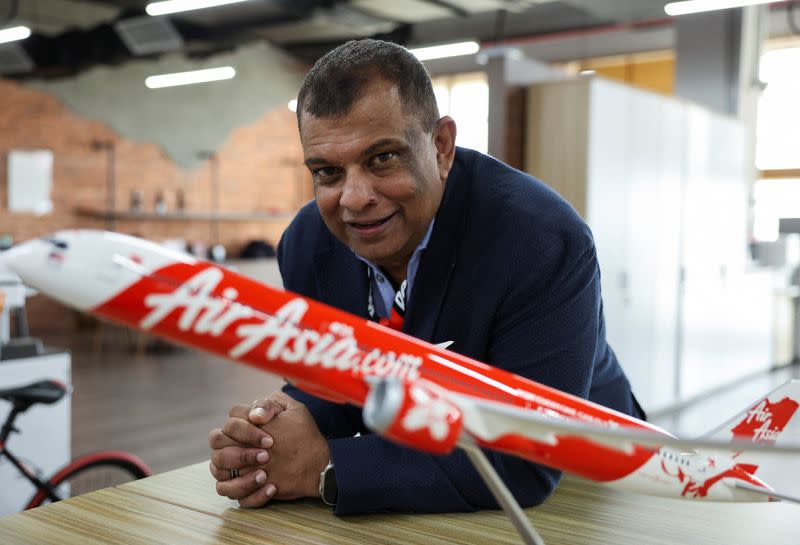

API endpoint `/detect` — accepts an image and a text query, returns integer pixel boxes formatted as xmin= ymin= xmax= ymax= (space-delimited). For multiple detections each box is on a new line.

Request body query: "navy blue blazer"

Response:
xmin=277 ymin=147 xmax=642 ymax=515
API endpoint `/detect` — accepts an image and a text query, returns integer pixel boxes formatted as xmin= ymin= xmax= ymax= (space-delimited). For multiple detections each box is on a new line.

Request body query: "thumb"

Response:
xmin=271 ymin=391 xmax=303 ymax=410
xmin=248 ymin=393 xmax=288 ymax=425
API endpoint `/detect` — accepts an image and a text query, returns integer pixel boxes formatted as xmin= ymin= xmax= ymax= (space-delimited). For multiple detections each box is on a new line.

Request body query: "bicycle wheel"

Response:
xmin=26 ymin=451 xmax=151 ymax=509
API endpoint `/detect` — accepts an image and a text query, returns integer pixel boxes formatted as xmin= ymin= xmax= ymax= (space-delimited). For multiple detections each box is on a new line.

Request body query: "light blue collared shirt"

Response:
xmin=355 ymin=220 xmax=435 ymax=318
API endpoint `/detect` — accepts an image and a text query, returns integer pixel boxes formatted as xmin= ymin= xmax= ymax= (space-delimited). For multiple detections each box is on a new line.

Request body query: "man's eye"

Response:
xmin=372 ymin=152 xmax=396 ymax=165
xmin=313 ymin=167 xmax=339 ymax=180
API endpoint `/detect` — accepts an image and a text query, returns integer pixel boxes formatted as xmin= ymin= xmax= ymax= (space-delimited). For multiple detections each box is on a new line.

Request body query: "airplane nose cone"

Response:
xmin=0 ymin=230 xmax=196 ymax=313
xmin=1 ymin=238 xmax=41 ymax=279
xmin=0 ymin=246 xmax=20 ymax=280
xmin=0 ymin=231 xmax=105 ymax=311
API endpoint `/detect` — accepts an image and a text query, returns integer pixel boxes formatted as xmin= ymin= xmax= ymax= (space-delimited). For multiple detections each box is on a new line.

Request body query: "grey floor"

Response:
xmin=49 ymin=328 xmax=285 ymax=475
xmin=650 ymin=363 xmax=800 ymax=437
xmin=42 ymin=328 xmax=800 ymax=476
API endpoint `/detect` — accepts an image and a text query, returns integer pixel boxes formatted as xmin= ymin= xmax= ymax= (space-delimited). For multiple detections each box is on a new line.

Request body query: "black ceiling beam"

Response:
xmin=85 ymin=0 xmax=147 ymax=9
xmin=280 ymin=22 xmax=412 ymax=63
xmin=418 ymin=0 xmax=470 ymax=17
xmin=4 ymin=1 xmax=322 ymax=79
xmin=173 ymin=13 xmax=308 ymax=42
xmin=15 ymin=23 xmax=132 ymax=79
xmin=341 ymin=2 xmax=407 ymax=27
xmin=146 ymin=0 xmax=318 ymax=42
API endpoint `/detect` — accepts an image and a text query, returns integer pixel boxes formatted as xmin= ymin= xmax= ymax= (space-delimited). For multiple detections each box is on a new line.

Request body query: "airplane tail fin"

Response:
xmin=704 ymin=380 xmax=800 ymax=498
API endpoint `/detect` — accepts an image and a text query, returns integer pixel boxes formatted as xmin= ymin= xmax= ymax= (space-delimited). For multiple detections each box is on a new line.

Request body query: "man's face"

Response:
xmin=300 ymin=79 xmax=455 ymax=280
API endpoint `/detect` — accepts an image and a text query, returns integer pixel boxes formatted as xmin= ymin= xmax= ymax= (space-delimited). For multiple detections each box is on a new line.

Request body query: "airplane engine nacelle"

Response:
xmin=363 ymin=378 xmax=463 ymax=455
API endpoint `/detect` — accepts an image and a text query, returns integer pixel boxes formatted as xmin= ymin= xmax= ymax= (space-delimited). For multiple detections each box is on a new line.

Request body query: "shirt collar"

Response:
xmin=354 ymin=219 xmax=435 ymax=279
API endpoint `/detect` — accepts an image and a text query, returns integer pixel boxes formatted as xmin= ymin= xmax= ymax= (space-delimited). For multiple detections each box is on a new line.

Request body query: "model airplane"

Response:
xmin=3 ymin=230 xmax=799 ymax=545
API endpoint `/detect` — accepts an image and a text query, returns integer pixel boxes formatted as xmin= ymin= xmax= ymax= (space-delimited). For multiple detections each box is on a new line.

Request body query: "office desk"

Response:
xmin=0 ymin=461 xmax=797 ymax=544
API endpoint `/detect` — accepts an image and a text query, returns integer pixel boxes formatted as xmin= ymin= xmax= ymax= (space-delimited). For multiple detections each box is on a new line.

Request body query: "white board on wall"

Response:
xmin=7 ymin=149 xmax=54 ymax=215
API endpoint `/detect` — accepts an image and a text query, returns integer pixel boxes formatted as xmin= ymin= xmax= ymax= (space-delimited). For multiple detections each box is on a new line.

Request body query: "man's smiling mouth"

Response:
xmin=347 ymin=212 xmax=396 ymax=229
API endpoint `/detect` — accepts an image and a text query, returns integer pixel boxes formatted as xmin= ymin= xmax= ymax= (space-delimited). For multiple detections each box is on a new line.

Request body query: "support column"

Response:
xmin=675 ymin=6 xmax=767 ymax=236
xmin=675 ymin=8 xmax=744 ymax=116
xmin=736 ymin=6 xmax=769 ymax=241
xmin=486 ymin=56 xmax=507 ymax=161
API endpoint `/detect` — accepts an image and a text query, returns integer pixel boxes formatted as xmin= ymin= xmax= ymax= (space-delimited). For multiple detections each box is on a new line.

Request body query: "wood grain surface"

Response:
xmin=2 ymin=461 xmax=797 ymax=545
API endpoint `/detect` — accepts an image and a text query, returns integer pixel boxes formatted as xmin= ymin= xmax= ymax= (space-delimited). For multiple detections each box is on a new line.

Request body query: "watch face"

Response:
xmin=321 ymin=465 xmax=337 ymax=506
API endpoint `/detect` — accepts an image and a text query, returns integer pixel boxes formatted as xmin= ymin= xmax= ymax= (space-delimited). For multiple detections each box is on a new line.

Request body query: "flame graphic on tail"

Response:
xmin=704 ymin=380 xmax=800 ymax=500
xmin=730 ymin=397 xmax=799 ymax=446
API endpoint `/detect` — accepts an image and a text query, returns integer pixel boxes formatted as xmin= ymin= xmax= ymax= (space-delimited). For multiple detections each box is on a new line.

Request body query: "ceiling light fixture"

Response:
xmin=287 ymin=99 xmax=298 ymax=112
xmin=0 ymin=26 xmax=31 ymax=45
xmin=408 ymin=41 xmax=480 ymax=61
xmin=145 ymin=66 xmax=236 ymax=89
xmin=146 ymin=0 xmax=251 ymax=17
xmin=664 ymin=0 xmax=776 ymax=16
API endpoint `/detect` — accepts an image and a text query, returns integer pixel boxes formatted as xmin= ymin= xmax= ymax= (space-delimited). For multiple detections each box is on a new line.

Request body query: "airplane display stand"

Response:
xmin=459 ymin=436 xmax=545 ymax=545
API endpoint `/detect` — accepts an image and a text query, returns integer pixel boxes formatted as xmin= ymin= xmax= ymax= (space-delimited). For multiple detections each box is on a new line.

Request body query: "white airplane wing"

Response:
xmin=449 ymin=392 xmax=800 ymax=456
xmin=731 ymin=481 xmax=800 ymax=504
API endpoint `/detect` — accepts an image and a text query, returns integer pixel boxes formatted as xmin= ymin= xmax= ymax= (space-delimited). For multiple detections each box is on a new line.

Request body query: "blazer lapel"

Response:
xmin=403 ymin=151 xmax=469 ymax=342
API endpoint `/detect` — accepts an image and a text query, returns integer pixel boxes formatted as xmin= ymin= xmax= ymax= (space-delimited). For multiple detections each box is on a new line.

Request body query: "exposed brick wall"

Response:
xmin=0 ymin=78 xmax=310 ymax=333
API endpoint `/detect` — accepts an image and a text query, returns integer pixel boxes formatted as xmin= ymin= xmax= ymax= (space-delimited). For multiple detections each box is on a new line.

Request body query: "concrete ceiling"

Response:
xmin=0 ymin=0 xmax=677 ymax=79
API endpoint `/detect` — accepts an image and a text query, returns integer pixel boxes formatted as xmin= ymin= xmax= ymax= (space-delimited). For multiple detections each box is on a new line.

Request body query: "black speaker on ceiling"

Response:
xmin=114 ymin=16 xmax=184 ymax=56
xmin=0 ymin=43 xmax=34 ymax=75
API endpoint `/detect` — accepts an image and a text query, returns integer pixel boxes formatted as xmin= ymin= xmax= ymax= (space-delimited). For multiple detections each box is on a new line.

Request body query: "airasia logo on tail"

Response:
xmin=731 ymin=398 xmax=799 ymax=445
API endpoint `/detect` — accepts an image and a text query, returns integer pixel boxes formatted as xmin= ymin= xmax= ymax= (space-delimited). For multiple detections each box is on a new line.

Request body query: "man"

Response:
xmin=208 ymin=39 xmax=644 ymax=514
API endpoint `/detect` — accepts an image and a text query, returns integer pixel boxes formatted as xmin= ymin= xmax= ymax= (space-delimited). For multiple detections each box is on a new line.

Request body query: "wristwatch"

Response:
xmin=319 ymin=460 xmax=337 ymax=506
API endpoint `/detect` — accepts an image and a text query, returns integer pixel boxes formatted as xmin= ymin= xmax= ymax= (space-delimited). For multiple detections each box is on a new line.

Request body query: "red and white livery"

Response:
xmin=4 ymin=230 xmax=799 ymax=509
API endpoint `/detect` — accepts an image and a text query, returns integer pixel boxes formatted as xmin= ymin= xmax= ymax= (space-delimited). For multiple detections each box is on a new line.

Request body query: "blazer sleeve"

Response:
xmin=287 ymin=234 xmax=602 ymax=515
xmin=471 ymin=233 xmax=606 ymax=508
xmin=276 ymin=189 xmax=605 ymax=514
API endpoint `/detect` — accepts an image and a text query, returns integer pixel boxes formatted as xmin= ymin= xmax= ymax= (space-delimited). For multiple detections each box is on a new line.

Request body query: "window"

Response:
xmin=752 ymin=43 xmax=800 ymax=242
xmin=431 ymin=72 xmax=488 ymax=154
xmin=752 ymin=178 xmax=800 ymax=242
xmin=756 ymin=46 xmax=800 ymax=171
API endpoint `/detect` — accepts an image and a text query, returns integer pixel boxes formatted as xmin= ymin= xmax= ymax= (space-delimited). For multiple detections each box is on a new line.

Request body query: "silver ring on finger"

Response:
xmin=229 ymin=468 xmax=240 ymax=479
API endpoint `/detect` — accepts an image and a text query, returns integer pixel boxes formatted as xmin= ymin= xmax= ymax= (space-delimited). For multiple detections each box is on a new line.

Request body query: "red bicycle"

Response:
xmin=0 ymin=379 xmax=151 ymax=509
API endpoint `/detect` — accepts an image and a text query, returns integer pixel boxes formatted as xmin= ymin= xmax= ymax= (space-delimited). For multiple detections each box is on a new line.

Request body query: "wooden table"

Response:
xmin=0 ymin=462 xmax=797 ymax=544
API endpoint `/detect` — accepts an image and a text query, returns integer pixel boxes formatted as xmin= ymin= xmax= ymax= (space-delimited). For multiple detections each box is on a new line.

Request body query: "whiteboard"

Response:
xmin=7 ymin=149 xmax=54 ymax=215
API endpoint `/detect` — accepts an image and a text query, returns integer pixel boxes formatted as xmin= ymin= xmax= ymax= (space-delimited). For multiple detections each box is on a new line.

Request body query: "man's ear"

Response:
xmin=433 ymin=116 xmax=457 ymax=181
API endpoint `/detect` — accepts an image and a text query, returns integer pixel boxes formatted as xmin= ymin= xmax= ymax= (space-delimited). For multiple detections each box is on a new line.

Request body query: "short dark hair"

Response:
xmin=296 ymin=39 xmax=440 ymax=133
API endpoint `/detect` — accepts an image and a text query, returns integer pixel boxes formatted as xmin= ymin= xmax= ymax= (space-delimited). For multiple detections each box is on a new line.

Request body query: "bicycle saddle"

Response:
xmin=0 ymin=379 xmax=67 ymax=409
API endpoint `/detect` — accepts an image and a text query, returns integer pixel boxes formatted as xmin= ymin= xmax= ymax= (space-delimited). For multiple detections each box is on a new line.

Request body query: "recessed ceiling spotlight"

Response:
xmin=408 ymin=41 xmax=480 ymax=61
xmin=145 ymin=67 xmax=236 ymax=89
xmin=664 ymin=0 xmax=776 ymax=16
xmin=0 ymin=26 xmax=31 ymax=45
xmin=146 ymin=0 xmax=251 ymax=17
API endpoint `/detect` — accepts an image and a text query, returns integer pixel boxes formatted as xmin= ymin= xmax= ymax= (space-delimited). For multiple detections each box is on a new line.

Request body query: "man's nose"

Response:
xmin=339 ymin=171 xmax=377 ymax=210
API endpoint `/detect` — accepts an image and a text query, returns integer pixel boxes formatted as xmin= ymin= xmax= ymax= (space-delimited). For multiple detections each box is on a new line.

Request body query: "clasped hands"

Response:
xmin=208 ymin=391 xmax=330 ymax=507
